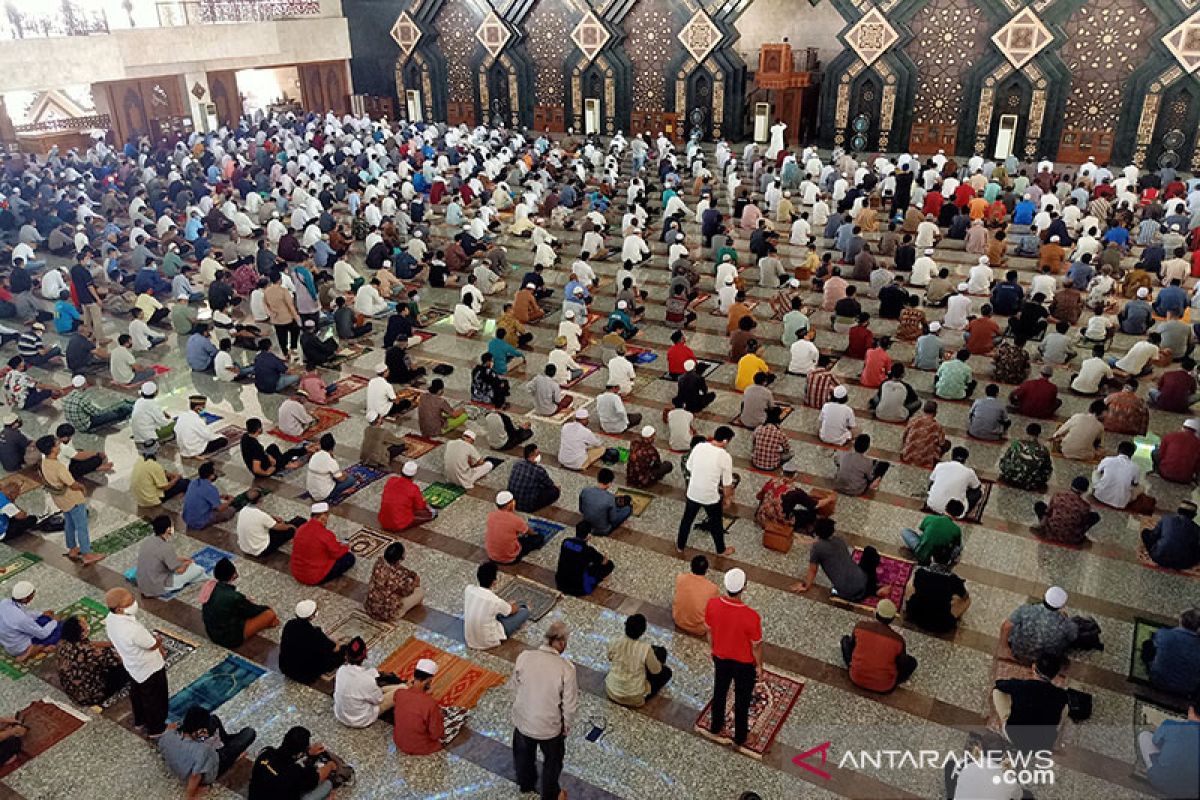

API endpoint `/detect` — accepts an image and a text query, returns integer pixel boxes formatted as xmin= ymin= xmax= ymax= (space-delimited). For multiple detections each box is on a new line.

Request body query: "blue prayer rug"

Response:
xmin=167 ymin=655 xmax=267 ymax=722
xmin=528 ymin=517 xmax=567 ymax=546
xmin=191 ymin=546 xmax=235 ymax=572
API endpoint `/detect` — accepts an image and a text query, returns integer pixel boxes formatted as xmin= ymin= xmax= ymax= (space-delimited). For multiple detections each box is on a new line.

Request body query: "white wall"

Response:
xmin=0 ymin=14 xmax=351 ymax=93
xmin=733 ymin=0 xmax=846 ymax=72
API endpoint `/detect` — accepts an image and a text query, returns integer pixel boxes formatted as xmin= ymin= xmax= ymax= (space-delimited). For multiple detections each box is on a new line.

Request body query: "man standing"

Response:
xmin=699 ymin=568 xmax=762 ymax=754
xmin=676 ymin=426 xmax=737 ymax=556
xmin=105 ymin=586 xmax=168 ymax=737
xmin=511 ymin=621 xmax=578 ymax=800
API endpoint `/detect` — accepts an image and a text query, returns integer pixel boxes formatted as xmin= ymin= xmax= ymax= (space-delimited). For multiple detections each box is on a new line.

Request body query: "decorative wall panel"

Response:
xmin=434 ymin=0 xmax=483 ymax=104
xmin=622 ymin=0 xmax=676 ymax=110
xmin=1060 ymin=0 xmax=1155 ymax=132
xmin=525 ymin=0 xmax=575 ymax=106
xmin=904 ymin=0 xmax=986 ymax=127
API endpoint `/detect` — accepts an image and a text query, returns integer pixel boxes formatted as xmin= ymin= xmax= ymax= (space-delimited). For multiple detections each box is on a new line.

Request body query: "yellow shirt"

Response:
xmin=735 ymin=353 xmax=769 ymax=392
xmin=131 ymin=458 xmax=168 ymax=506
xmin=135 ymin=293 xmax=162 ymax=318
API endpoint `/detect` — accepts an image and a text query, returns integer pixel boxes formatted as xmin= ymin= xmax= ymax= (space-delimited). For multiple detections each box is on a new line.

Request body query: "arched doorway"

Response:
xmin=486 ymin=62 xmax=510 ymax=128
xmin=986 ymin=75 xmax=1032 ymax=160
xmin=1148 ymin=82 xmax=1200 ymax=172
xmin=846 ymin=75 xmax=882 ymax=153
xmin=685 ymin=68 xmax=713 ymax=142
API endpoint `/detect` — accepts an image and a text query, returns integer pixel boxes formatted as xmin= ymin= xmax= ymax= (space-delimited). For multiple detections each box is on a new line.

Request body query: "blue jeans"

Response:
xmin=324 ymin=475 xmax=358 ymax=504
xmin=63 ymin=503 xmax=91 ymax=554
xmin=276 ymin=374 xmax=300 ymax=392
xmin=300 ymin=781 xmax=333 ymax=800
xmin=900 ymin=528 xmax=922 ymax=553
xmin=499 ymin=605 xmax=530 ymax=637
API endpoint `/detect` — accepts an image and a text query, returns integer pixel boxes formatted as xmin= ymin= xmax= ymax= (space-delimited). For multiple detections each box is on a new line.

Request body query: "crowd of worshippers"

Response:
xmin=0 ymin=109 xmax=1194 ymax=798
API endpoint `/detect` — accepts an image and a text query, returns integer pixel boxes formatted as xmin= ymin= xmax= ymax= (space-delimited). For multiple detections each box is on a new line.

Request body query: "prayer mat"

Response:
xmin=199 ymin=411 xmax=222 ymax=424
xmin=347 ymin=528 xmax=394 ymax=559
xmin=585 ymin=311 xmax=605 ymax=328
xmin=186 ymin=426 xmax=244 ymax=458
xmin=0 ymin=553 xmax=40 ymax=585
xmin=1129 ymin=618 xmax=1166 ymax=687
xmin=320 ymin=346 xmax=373 ymax=371
xmin=231 ymin=488 xmax=272 ymax=510
xmin=422 ymin=482 xmax=467 ymax=509
xmin=731 ymin=403 xmax=792 ymax=427
xmin=627 ymin=347 xmax=657 ymax=365
xmin=167 ymin=655 xmax=267 ymax=723
xmin=440 ymin=706 xmax=469 ymax=746
xmin=563 ymin=358 xmax=602 ymax=389
xmin=270 ymin=406 xmax=350 ymax=443
xmin=526 ymin=391 xmax=594 ymax=424
xmin=0 ymin=598 xmax=108 ymax=680
xmin=0 ymin=473 xmax=41 ymax=499
xmin=615 ymin=487 xmax=654 ymax=517
xmin=400 ymin=434 xmax=439 ymax=460
xmin=497 ymin=576 xmax=560 ymax=621
xmin=829 ymin=550 xmax=915 ymax=613
xmin=191 ymin=546 xmax=234 ymax=573
xmin=101 ymin=630 xmax=199 ymax=709
xmin=0 ymin=699 xmax=88 ymax=777
xmin=528 ymin=517 xmax=567 ymax=547
xmin=394 ymin=387 xmax=423 ymax=410
xmin=379 ymin=637 xmax=506 ymax=709
xmin=1136 ymin=544 xmax=1200 ymax=578
xmin=324 ymin=610 xmax=393 ymax=651
xmin=325 ymin=374 xmax=370 ymax=402
xmin=688 ymin=292 xmax=711 ymax=309
xmin=411 ymin=330 xmax=436 ymax=345
xmin=630 ymin=372 xmax=657 ymax=395
xmin=92 ymin=520 xmax=154 ymax=556
xmin=300 ymin=463 xmax=388 ymax=505
xmin=417 ymin=307 xmax=453 ymax=328
xmin=695 ymin=669 xmax=803 ymax=759
xmin=922 ymin=480 xmax=992 ymax=525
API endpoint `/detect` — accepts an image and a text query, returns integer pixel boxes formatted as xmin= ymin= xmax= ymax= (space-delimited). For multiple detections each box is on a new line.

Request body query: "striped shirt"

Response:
xmin=16 ymin=333 xmax=42 ymax=359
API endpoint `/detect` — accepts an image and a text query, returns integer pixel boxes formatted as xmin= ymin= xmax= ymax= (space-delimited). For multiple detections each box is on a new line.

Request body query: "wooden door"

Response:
xmin=207 ymin=69 xmax=240 ymax=128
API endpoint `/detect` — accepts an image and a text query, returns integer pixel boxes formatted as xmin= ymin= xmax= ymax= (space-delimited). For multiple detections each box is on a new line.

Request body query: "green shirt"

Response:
xmin=201 ymin=582 xmax=270 ymax=648
xmin=170 ymin=303 xmax=198 ymax=334
xmin=935 ymin=360 xmax=974 ymax=400
xmin=782 ymin=310 xmax=810 ymax=345
xmin=915 ymin=514 xmax=962 ymax=564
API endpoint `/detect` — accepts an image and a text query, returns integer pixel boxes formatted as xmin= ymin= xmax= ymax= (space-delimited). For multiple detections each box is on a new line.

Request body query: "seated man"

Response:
xmin=181 ymin=462 xmax=236 ymax=531
xmin=378 ymin=462 xmax=436 ymax=532
xmin=365 ymin=542 xmax=424 ymax=622
xmin=841 ymin=599 xmax=916 ymax=693
xmin=240 ymin=417 xmax=309 ymax=477
xmin=627 ymin=426 xmax=673 ymax=488
xmin=136 ymin=515 xmax=207 ymax=597
xmin=1032 ymin=476 xmax=1100 ymax=546
xmin=605 ymin=613 xmax=671 ymax=708
xmin=672 ymin=555 xmax=719 ymax=636
xmin=158 ymin=706 xmax=256 ymax=797
xmin=1001 ymin=587 xmax=1078 ymax=665
xmin=463 ymin=561 xmax=528 ymax=650
xmin=900 ymin=502 xmax=963 ymax=565
xmin=903 ymin=547 xmax=970 ymax=633
xmin=392 ymin=658 xmax=447 ymax=755
xmin=833 ymin=434 xmax=888 ymax=496
xmin=1138 ymin=692 xmax=1200 ymax=800
xmin=507 ymin=444 xmax=561 ymax=512
xmin=485 ymin=491 xmax=546 ymax=564
xmin=277 ymin=600 xmax=346 ymax=684
xmin=201 ymin=558 xmax=279 ymax=648
xmin=555 ymin=521 xmax=614 ymax=597
xmin=0 ymin=580 xmax=60 ymax=661
xmin=234 ymin=489 xmax=297 ymax=558
xmin=1141 ymin=608 xmax=1200 ymax=697
xmin=578 ymin=468 xmax=633 ymax=536
xmin=1142 ymin=500 xmax=1200 ymax=571
xmin=991 ymin=655 xmax=1068 ymax=754
xmin=443 ymin=430 xmax=494 ymax=489
xmin=333 ymin=637 xmax=399 ymax=728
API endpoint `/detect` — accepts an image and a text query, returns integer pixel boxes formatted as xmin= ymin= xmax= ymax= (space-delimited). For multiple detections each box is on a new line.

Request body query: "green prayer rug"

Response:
xmin=422 ymin=482 xmax=468 ymax=509
xmin=0 ymin=553 xmax=41 ymax=585
xmin=92 ymin=520 xmax=154 ymax=556
xmin=0 ymin=597 xmax=107 ymax=680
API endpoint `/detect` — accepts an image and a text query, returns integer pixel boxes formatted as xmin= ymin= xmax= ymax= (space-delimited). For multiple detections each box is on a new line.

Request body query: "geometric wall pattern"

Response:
xmin=571 ymin=9 xmax=611 ymax=64
xmin=432 ymin=0 xmax=481 ymax=103
xmin=905 ymin=0 xmax=986 ymax=127
xmin=622 ymin=0 xmax=676 ymax=110
xmin=526 ymin=0 xmax=575 ymax=105
xmin=990 ymin=7 xmax=1053 ymax=70
xmin=1060 ymin=0 xmax=1156 ymax=131
xmin=1162 ymin=9 xmax=1200 ymax=74
xmin=844 ymin=7 xmax=899 ymax=67
xmin=677 ymin=10 xmax=722 ymax=64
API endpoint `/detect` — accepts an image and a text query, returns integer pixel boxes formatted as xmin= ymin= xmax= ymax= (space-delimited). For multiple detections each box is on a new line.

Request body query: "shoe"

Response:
xmin=695 ymin=725 xmax=732 ymax=745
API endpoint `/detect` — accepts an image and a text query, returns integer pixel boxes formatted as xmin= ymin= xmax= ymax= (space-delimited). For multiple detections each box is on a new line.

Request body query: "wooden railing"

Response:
xmin=14 ymin=114 xmax=111 ymax=134
xmin=1 ymin=1 xmax=109 ymax=39
xmin=156 ymin=0 xmax=322 ymax=26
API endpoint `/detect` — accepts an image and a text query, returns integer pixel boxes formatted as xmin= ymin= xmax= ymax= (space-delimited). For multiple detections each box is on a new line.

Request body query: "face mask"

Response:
xmin=125 ymin=601 xmax=139 ymax=616
xmin=534 ymin=455 xmax=542 ymax=464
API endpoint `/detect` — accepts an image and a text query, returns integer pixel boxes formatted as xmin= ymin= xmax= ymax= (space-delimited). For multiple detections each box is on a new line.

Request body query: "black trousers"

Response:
xmin=516 ymin=485 xmax=561 ymax=513
xmin=274 ymin=322 xmax=299 ymax=354
xmin=161 ymin=477 xmax=190 ymax=501
xmin=513 ymin=728 xmax=565 ymax=800
xmin=676 ymin=498 xmax=726 ymax=553
xmin=265 ymin=443 xmax=310 ymax=471
xmin=2 ymin=514 xmax=38 ymax=541
xmin=710 ymin=657 xmax=756 ymax=745
xmin=259 ymin=526 xmax=296 ymax=558
xmin=202 ymin=437 xmax=229 ymax=455
xmin=130 ymin=666 xmax=168 ymax=735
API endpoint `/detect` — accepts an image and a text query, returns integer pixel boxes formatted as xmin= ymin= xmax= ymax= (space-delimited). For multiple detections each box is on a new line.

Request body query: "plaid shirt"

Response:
xmin=751 ymin=424 xmax=790 ymax=471
xmin=805 ymin=368 xmax=838 ymax=408
xmin=507 ymin=460 xmax=555 ymax=510
xmin=62 ymin=389 xmax=103 ymax=430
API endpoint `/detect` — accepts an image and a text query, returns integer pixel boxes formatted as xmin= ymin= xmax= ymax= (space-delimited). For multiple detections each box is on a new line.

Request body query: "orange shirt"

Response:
xmin=965 ymin=316 xmax=1001 ymax=355
xmin=484 ymin=509 xmax=529 ymax=563
xmin=673 ymin=573 xmax=719 ymax=635
xmin=968 ymin=197 xmax=989 ymax=221
xmin=849 ymin=621 xmax=905 ymax=692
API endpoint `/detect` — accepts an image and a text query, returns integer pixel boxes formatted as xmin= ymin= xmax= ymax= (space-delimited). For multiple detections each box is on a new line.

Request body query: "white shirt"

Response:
xmin=1114 ymin=341 xmax=1159 ymax=374
xmin=306 ymin=450 xmax=340 ymax=500
xmin=944 ymin=294 xmax=972 ymax=330
xmin=213 ymin=350 xmax=239 ymax=382
xmin=1092 ymin=454 xmax=1139 ymax=508
xmin=910 ymin=256 xmax=935 ymax=286
xmin=463 ymin=584 xmax=511 ymax=649
xmin=174 ymin=410 xmax=215 ymax=457
xmin=453 ymin=303 xmax=481 ymax=335
xmin=684 ymin=441 xmax=734 ymax=505
xmin=967 ymin=265 xmax=992 ymax=294
xmin=606 ymin=355 xmax=636 ymax=394
xmin=131 ymin=397 xmax=169 ymax=441
xmin=926 ymin=461 xmax=981 ymax=514
xmin=1071 ymin=357 xmax=1113 ymax=394
xmin=236 ymin=506 xmax=277 ymax=556
xmin=1030 ymin=274 xmax=1057 ymax=300
xmin=667 ymin=408 xmax=694 ymax=451
xmin=788 ymin=339 xmax=820 ymax=375
xmin=366 ymin=376 xmax=396 ymax=419
xmin=595 ymin=392 xmax=629 ymax=433
xmin=333 ymin=260 xmax=360 ymax=293
xmin=333 ymin=664 xmax=384 ymax=727
xmin=818 ymin=402 xmax=856 ymax=445
xmin=355 ymin=284 xmax=389 ymax=316
xmin=558 ymin=421 xmax=601 ymax=469
xmin=105 ymin=611 xmax=164 ymax=683
xmin=129 ymin=319 xmax=155 ymax=352
xmin=443 ymin=439 xmax=482 ymax=487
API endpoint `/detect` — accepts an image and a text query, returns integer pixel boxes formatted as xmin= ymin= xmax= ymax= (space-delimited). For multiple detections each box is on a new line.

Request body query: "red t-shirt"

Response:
xmin=290 ymin=520 xmax=350 ymax=585
xmin=965 ymin=317 xmax=1000 ymax=355
xmin=849 ymin=621 xmax=905 ymax=692
xmin=704 ymin=596 xmax=762 ymax=664
xmin=1012 ymin=377 xmax=1058 ymax=418
xmin=378 ymin=476 xmax=429 ymax=532
xmin=392 ymin=686 xmax=444 ymax=755
xmin=484 ymin=509 xmax=529 ymax=563
xmin=847 ymin=325 xmax=873 ymax=359
xmin=667 ymin=342 xmax=696 ymax=375
xmin=1156 ymin=371 xmax=1197 ymax=413
xmin=1157 ymin=431 xmax=1200 ymax=483
xmin=861 ymin=348 xmax=892 ymax=389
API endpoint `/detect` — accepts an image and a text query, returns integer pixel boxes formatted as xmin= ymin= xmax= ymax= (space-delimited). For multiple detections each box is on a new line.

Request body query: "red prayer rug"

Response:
xmin=694 ymin=669 xmax=804 ymax=759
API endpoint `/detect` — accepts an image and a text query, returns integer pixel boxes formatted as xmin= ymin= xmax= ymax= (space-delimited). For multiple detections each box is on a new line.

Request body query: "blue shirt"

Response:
xmin=54 ymin=300 xmax=82 ymax=333
xmin=253 ymin=351 xmax=288 ymax=393
xmin=1155 ymin=285 xmax=1189 ymax=316
xmin=186 ymin=333 xmax=218 ymax=371
xmin=487 ymin=337 xmax=522 ymax=375
xmin=1066 ymin=261 xmax=1094 ymax=290
xmin=182 ymin=478 xmax=221 ymax=529
xmin=914 ymin=334 xmax=944 ymax=370
xmin=0 ymin=598 xmax=56 ymax=656
xmin=1012 ymin=201 xmax=1035 ymax=225
xmin=578 ymin=486 xmax=627 ymax=535
xmin=1104 ymin=226 xmax=1130 ymax=247
xmin=1149 ymin=625 xmax=1200 ymax=695
xmin=1147 ymin=720 xmax=1200 ymax=799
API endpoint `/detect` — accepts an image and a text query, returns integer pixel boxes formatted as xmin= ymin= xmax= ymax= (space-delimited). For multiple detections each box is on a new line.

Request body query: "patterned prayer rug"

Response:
xmin=400 ymin=434 xmax=439 ymax=460
xmin=231 ymin=488 xmax=272 ymax=510
xmin=300 ymin=463 xmax=389 ymax=505
xmin=615 ymin=487 xmax=654 ymax=517
xmin=0 ymin=553 xmax=41 ymax=585
xmin=320 ymin=346 xmax=374 ymax=371
xmin=417 ymin=307 xmax=453 ymax=328
xmin=829 ymin=550 xmax=916 ymax=613
xmin=528 ymin=517 xmax=567 ymax=547
xmin=695 ymin=670 xmax=804 ymax=759
xmin=0 ymin=473 xmax=41 ymax=499
xmin=411 ymin=329 xmax=436 ymax=345
xmin=563 ymin=358 xmax=602 ymax=389
xmin=269 ymin=406 xmax=350 ymax=443
xmin=1136 ymin=544 xmax=1200 ymax=578
xmin=325 ymin=374 xmax=370 ymax=402
xmin=1129 ymin=617 xmax=1166 ymax=686
xmin=91 ymin=520 xmax=154 ymax=556
xmin=0 ymin=598 xmax=108 ymax=680
xmin=379 ymin=637 xmax=506 ymax=709
xmin=191 ymin=546 xmax=234 ymax=573
xmin=323 ymin=610 xmax=393 ymax=651
xmin=732 ymin=403 xmax=792 ymax=427
xmin=526 ymin=391 xmax=594 ymax=424
xmin=422 ymin=482 xmax=467 ymax=509
xmin=922 ymin=480 xmax=993 ymax=525
xmin=185 ymin=426 xmax=244 ymax=459
xmin=101 ymin=630 xmax=199 ymax=709
xmin=497 ymin=576 xmax=560 ymax=621
xmin=0 ymin=699 xmax=88 ymax=777
xmin=167 ymin=655 xmax=267 ymax=723
xmin=440 ymin=706 xmax=470 ymax=746
xmin=347 ymin=528 xmax=394 ymax=559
